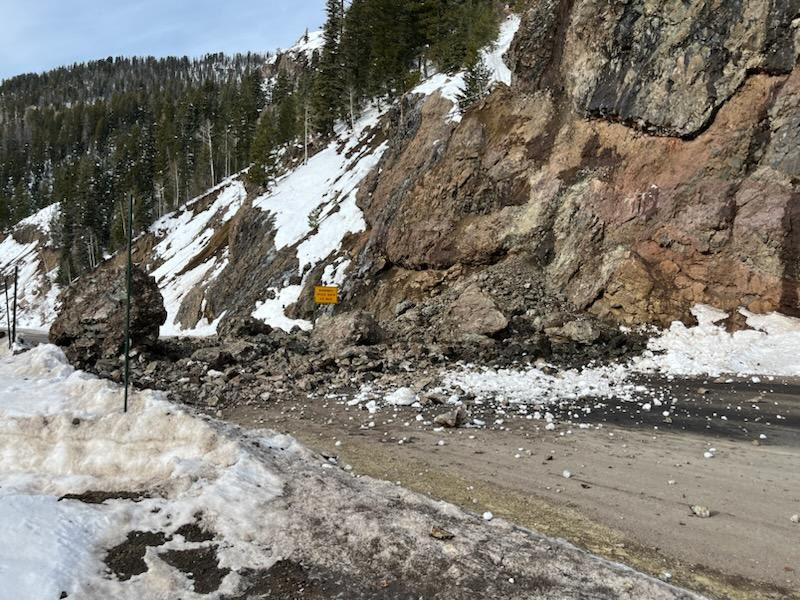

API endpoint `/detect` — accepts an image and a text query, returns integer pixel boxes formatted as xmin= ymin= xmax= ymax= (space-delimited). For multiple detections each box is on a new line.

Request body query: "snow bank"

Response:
xmin=632 ymin=305 xmax=800 ymax=377
xmin=413 ymin=14 xmax=521 ymax=122
xmin=0 ymin=344 xmax=293 ymax=598
xmin=150 ymin=178 xmax=246 ymax=337
xmin=0 ymin=203 xmax=61 ymax=330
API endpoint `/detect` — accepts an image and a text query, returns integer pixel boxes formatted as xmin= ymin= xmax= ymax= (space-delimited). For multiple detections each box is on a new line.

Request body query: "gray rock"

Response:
xmin=433 ymin=405 xmax=467 ymax=428
xmin=191 ymin=347 xmax=233 ymax=370
xmin=446 ymin=285 xmax=508 ymax=338
xmin=545 ymin=320 xmax=601 ymax=345
xmin=313 ymin=311 xmax=383 ymax=346
xmin=50 ymin=265 xmax=166 ymax=369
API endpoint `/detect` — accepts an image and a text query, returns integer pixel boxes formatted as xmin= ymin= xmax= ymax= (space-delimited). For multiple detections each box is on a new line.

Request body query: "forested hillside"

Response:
xmin=0 ymin=0 xmax=505 ymax=285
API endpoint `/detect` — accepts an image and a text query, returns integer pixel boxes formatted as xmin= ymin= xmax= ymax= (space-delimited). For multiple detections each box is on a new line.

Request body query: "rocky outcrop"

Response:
xmin=56 ymin=2 xmax=798 ymax=339
xmin=50 ymin=265 xmax=166 ymax=369
xmin=346 ymin=0 xmax=800 ymax=329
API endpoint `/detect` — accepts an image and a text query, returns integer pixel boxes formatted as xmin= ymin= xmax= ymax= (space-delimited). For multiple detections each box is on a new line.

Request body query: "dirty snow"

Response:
xmin=0 ymin=203 xmax=61 ymax=330
xmin=0 ymin=344 xmax=702 ymax=600
xmin=0 ymin=343 xmax=290 ymax=598
xmin=413 ymin=14 xmax=521 ymax=122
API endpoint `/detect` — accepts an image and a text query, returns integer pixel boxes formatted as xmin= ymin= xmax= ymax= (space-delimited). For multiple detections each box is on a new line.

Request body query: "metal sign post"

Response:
xmin=3 ymin=276 xmax=10 ymax=348
xmin=11 ymin=265 xmax=17 ymax=346
xmin=123 ymin=194 xmax=134 ymax=413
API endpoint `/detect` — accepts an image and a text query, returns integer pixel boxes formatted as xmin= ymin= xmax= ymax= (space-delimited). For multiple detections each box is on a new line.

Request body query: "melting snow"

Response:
xmin=0 ymin=203 xmax=61 ymax=330
xmin=413 ymin=14 xmax=521 ymax=122
xmin=150 ymin=178 xmax=246 ymax=336
xmin=0 ymin=344 xmax=291 ymax=598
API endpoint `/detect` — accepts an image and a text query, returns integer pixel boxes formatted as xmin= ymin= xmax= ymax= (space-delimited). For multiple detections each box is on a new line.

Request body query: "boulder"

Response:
xmin=190 ymin=347 xmax=233 ymax=369
xmin=433 ymin=405 xmax=467 ymax=428
xmin=313 ymin=311 xmax=383 ymax=346
xmin=446 ymin=285 xmax=508 ymax=338
xmin=50 ymin=265 xmax=166 ymax=369
xmin=545 ymin=319 xmax=602 ymax=345
xmin=217 ymin=316 xmax=273 ymax=340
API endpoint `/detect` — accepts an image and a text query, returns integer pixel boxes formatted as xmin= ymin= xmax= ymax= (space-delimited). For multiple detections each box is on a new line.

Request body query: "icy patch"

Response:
xmin=413 ymin=14 xmax=521 ymax=122
xmin=632 ymin=305 xmax=800 ymax=377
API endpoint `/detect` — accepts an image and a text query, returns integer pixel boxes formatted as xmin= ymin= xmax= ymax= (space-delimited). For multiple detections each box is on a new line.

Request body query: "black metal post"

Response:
xmin=3 ymin=276 xmax=10 ymax=349
xmin=12 ymin=265 xmax=17 ymax=346
xmin=123 ymin=194 xmax=134 ymax=413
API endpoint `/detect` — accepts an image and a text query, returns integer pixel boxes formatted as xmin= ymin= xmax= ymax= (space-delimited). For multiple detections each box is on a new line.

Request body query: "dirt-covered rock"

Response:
xmin=313 ymin=310 xmax=383 ymax=346
xmin=445 ymin=284 xmax=508 ymax=339
xmin=50 ymin=265 xmax=166 ymax=369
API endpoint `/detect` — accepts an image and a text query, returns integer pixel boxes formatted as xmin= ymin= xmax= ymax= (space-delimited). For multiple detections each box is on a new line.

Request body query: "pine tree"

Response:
xmin=312 ymin=0 xmax=347 ymax=134
xmin=248 ymin=115 xmax=278 ymax=188
xmin=457 ymin=57 xmax=491 ymax=110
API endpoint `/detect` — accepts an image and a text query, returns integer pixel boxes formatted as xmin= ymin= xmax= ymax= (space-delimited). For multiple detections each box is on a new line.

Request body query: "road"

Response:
xmin=221 ymin=375 xmax=800 ymax=600
xmin=10 ymin=328 xmax=50 ymax=346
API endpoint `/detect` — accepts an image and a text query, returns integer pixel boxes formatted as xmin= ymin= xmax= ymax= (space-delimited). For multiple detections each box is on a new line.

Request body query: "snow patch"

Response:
xmin=632 ymin=305 xmax=800 ymax=377
xmin=250 ymin=106 xmax=389 ymax=331
xmin=150 ymin=178 xmax=246 ymax=337
xmin=413 ymin=14 xmax=521 ymax=122
xmin=0 ymin=344 xmax=292 ymax=598
xmin=0 ymin=203 xmax=61 ymax=330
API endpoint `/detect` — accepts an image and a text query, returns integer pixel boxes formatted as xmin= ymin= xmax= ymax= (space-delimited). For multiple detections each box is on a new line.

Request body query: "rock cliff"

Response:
xmin=345 ymin=0 xmax=800 ymax=330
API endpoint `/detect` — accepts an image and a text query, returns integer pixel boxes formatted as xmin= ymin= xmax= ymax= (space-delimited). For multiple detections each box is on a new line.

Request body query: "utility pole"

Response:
xmin=123 ymin=192 xmax=134 ymax=413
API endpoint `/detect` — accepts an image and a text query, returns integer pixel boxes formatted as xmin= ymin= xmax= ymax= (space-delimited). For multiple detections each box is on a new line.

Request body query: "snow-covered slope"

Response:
xmin=413 ymin=14 xmax=521 ymax=122
xmin=148 ymin=177 xmax=247 ymax=336
xmin=0 ymin=204 xmax=61 ymax=330
xmin=250 ymin=108 xmax=388 ymax=331
xmin=0 ymin=17 xmax=521 ymax=337
xmin=144 ymin=104 xmax=388 ymax=336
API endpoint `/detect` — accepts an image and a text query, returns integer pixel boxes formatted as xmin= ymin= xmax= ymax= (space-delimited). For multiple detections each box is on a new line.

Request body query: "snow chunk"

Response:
xmin=386 ymin=387 xmax=417 ymax=406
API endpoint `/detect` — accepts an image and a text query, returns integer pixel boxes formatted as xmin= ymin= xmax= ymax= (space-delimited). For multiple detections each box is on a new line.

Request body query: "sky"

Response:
xmin=0 ymin=0 xmax=327 ymax=81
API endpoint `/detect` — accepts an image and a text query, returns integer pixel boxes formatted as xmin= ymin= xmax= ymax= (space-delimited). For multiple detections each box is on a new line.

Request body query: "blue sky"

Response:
xmin=0 ymin=0 xmax=327 ymax=80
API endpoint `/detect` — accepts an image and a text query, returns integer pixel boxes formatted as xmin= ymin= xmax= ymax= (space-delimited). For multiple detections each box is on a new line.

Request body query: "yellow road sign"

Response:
xmin=314 ymin=286 xmax=339 ymax=305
